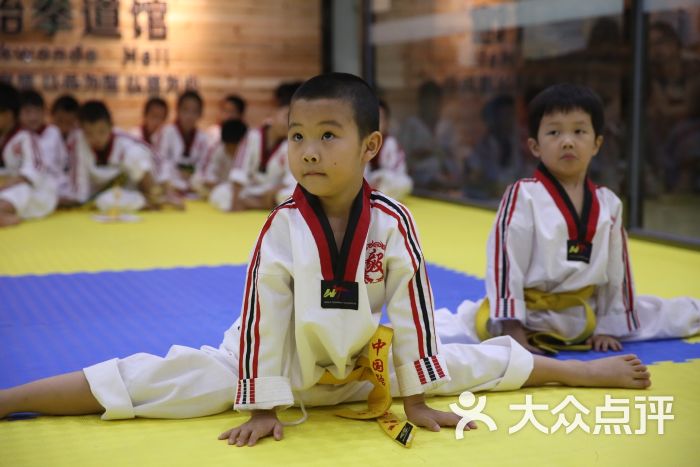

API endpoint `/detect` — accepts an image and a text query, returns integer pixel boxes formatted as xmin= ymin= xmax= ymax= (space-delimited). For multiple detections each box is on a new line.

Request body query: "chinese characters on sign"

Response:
xmin=132 ymin=0 xmax=166 ymax=39
xmin=83 ymin=0 xmax=120 ymax=37
xmin=1 ymin=0 xmax=169 ymax=38
xmin=1 ymin=72 xmax=198 ymax=94
xmin=33 ymin=0 xmax=72 ymax=35
xmin=450 ymin=391 xmax=674 ymax=438
xmin=0 ymin=1 xmax=193 ymax=95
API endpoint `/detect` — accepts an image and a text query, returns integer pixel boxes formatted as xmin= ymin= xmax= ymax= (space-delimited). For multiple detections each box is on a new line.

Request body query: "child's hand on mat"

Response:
xmin=586 ymin=334 xmax=623 ymax=352
xmin=218 ymin=409 xmax=283 ymax=447
xmin=403 ymin=394 xmax=467 ymax=432
xmin=501 ymin=319 xmax=546 ymax=355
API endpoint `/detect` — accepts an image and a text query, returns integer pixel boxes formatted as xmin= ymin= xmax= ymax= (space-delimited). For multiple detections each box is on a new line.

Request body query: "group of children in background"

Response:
xmin=0 ymin=81 xmax=413 ymax=227
xmin=1 ymin=74 xmax=698 ymax=448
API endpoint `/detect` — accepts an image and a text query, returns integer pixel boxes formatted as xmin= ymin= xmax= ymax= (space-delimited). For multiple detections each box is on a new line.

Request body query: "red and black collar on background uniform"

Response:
xmin=141 ymin=124 xmax=153 ymax=145
xmin=0 ymin=125 xmax=21 ymax=168
xmin=93 ymin=133 xmax=115 ymax=166
xmin=535 ymin=163 xmax=600 ymax=263
xmin=259 ymin=125 xmax=284 ymax=173
xmin=175 ymin=121 xmax=196 ymax=157
xmin=294 ymin=181 xmax=372 ymax=309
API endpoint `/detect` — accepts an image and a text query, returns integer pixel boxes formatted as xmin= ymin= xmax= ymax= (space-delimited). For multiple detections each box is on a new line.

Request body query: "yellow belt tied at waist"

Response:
xmin=475 ymin=285 xmax=597 ymax=354
xmin=317 ymin=325 xmax=416 ymax=447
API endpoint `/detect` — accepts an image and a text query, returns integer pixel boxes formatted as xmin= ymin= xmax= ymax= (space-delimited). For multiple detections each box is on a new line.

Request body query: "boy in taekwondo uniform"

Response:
xmin=19 ymin=89 xmax=69 ymax=187
xmin=437 ymin=83 xmax=700 ymax=355
xmin=1 ymin=75 xmax=654 ymax=449
xmin=129 ymin=96 xmax=168 ymax=147
xmin=154 ymin=90 xmax=212 ymax=191
xmin=190 ymin=119 xmax=248 ymax=199
xmin=0 ymin=83 xmax=58 ymax=227
xmin=209 ymin=83 xmax=298 ymax=211
xmin=62 ymin=101 xmax=173 ymax=212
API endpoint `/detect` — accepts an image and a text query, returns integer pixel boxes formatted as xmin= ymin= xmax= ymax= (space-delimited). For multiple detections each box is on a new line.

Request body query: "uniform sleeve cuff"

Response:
xmin=491 ymin=298 xmax=527 ymax=322
xmin=396 ymin=355 xmax=450 ymax=397
xmin=233 ymin=376 xmax=294 ymax=411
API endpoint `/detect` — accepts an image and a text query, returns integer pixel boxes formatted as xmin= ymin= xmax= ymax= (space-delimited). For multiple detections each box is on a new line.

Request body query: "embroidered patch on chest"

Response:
xmin=365 ymin=240 xmax=386 ymax=284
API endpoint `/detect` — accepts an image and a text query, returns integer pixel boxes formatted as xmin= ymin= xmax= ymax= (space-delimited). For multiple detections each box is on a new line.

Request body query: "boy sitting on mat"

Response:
xmin=60 ymin=100 xmax=181 ymax=212
xmin=0 ymin=83 xmax=58 ymax=227
xmin=437 ymin=83 xmax=700 ymax=355
xmin=1 ymin=75 xmax=653 ymax=448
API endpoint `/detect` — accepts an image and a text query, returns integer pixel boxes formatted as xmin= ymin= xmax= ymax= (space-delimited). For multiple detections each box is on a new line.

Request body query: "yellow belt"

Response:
xmin=318 ymin=325 xmax=416 ymax=447
xmin=475 ymin=285 xmax=596 ymax=354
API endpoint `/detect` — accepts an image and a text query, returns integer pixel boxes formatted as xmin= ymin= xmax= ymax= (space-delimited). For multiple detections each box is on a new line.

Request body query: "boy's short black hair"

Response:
xmin=78 ymin=100 xmax=112 ymax=125
xmin=19 ymin=89 xmax=45 ymax=109
xmin=0 ymin=82 xmax=21 ymax=118
xmin=51 ymin=94 xmax=79 ymax=115
xmin=527 ymin=83 xmax=605 ymax=138
xmin=221 ymin=118 xmax=248 ymax=144
xmin=224 ymin=94 xmax=246 ymax=115
xmin=291 ymin=73 xmax=379 ymax=139
xmin=177 ymin=90 xmax=204 ymax=113
xmin=144 ymin=96 xmax=168 ymax=116
xmin=275 ymin=82 xmax=303 ymax=108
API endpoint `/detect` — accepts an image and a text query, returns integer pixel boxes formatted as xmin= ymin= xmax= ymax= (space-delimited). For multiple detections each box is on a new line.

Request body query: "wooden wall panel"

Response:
xmin=1 ymin=0 xmax=321 ymax=129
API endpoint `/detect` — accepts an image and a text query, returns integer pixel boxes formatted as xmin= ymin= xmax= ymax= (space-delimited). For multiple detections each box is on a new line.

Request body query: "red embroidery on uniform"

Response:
xmin=365 ymin=240 xmax=386 ymax=283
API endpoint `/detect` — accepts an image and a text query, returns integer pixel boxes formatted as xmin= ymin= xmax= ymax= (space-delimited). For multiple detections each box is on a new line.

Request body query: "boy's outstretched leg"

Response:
xmin=0 ymin=371 xmax=104 ymax=419
xmin=524 ymin=354 xmax=651 ymax=389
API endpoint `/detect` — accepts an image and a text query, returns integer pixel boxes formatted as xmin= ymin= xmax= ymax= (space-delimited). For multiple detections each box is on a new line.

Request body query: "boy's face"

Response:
xmin=288 ymin=98 xmax=381 ymax=199
xmin=20 ymin=105 xmax=45 ymax=132
xmin=144 ymin=105 xmax=167 ymax=134
xmin=528 ymin=109 xmax=603 ymax=181
xmin=52 ymin=110 xmax=78 ymax=137
xmin=177 ymin=98 xmax=202 ymax=131
xmin=82 ymin=120 xmax=112 ymax=151
xmin=219 ymin=101 xmax=241 ymax=121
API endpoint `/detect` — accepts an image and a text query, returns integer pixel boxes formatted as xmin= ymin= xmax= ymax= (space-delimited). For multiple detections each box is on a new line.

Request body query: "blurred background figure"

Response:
xmin=399 ymin=81 xmax=461 ymax=192
xmin=463 ymin=94 xmax=525 ymax=200
xmin=207 ymin=95 xmax=246 ymax=144
xmin=365 ymin=99 xmax=413 ymax=200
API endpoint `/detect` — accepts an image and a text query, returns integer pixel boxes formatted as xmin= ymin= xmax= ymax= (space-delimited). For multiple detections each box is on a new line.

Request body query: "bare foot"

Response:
xmin=0 ymin=214 xmax=21 ymax=227
xmin=578 ymin=354 xmax=651 ymax=389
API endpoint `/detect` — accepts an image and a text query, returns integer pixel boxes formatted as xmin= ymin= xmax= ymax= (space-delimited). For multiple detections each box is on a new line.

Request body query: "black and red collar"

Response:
xmin=535 ymin=163 xmax=600 ymax=246
xmin=175 ymin=121 xmax=196 ymax=157
xmin=93 ymin=134 xmax=115 ymax=166
xmin=259 ymin=125 xmax=284 ymax=173
xmin=293 ymin=181 xmax=372 ymax=282
xmin=141 ymin=124 xmax=153 ymax=145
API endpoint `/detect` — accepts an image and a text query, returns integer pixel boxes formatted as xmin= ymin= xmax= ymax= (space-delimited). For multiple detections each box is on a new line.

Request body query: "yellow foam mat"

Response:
xmin=1 ymin=360 xmax=697 ymax=466
xmin=1 ymin=198 xmax=699 ymax=299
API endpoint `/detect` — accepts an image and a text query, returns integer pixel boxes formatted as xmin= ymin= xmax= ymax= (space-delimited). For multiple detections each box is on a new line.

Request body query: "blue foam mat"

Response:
xmin=1 ymin=264 xmax=697 ymax=389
